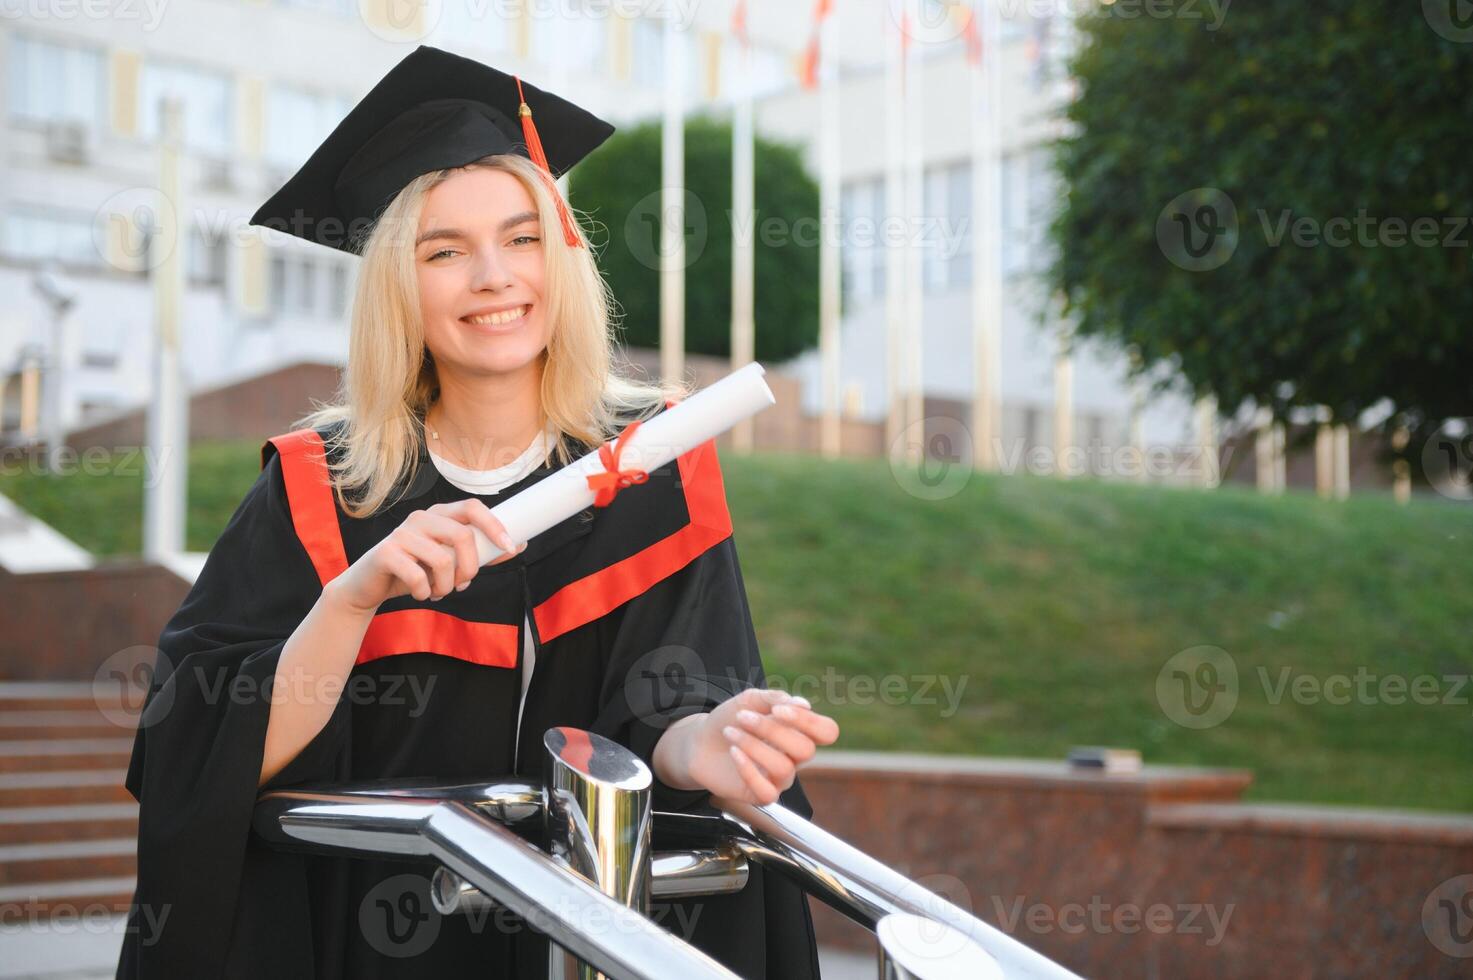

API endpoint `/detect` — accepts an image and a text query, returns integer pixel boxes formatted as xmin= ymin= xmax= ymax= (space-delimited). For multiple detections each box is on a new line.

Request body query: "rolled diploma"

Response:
xmin=470 ymin=361 xmax=775 ymax=566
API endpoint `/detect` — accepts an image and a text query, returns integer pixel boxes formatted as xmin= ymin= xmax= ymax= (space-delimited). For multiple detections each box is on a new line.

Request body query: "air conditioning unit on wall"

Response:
xmin=45 ymin=121 xmax=91 ymax=165
xmin=200 ymin=158 xmax=234 ymax=191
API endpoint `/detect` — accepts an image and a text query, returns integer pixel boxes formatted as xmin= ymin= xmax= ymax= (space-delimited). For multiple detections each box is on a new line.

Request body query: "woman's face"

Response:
xmin=415 ymin=167 xmax=549 ymax=381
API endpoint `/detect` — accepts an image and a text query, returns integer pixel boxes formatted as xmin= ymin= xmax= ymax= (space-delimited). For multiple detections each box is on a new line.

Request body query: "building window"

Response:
xmin=921 ymin=161 xmax=973 ymax=294
xmin=189 ymin=228 xmax=227 ymax=288
xmin=630 ymin=17 xmax=664 ymax=87
xmin=269 ymin=251 xmax=354 ymax=319
xmin=1026 ymin=147 xmax=1059 ymax=272
xmin=80 ymin=397 xmax=123 ymax=419
xmin=296 ymin=257 xmax=316 ymax=310
xmin=841 ymin=177 xmax=885 ymax=307
xmin=266 ymin=85 xmax=351 ymax=167
xmin=434 ymin=0 xmax=510 ymax=52
xmin=8 ymin=35 xmax=105 ymax=129
xmin=1 ymin=204 xmax=100 ymax=267
xmin=139 ymin=61 xmax=233 ymax=155
xmin=719 ymin=39 xmax=792 ymax=101
xmin=81 ymin=351 xmax=120 ymax=370
xmin=998 ymin=5 xmax=1031 ymax=44
xmin=330 ymin=263 xmax=350 ymax=316
xmin=946 ymin=163 xmax=974 ymax=288
xmin=278 ymin=0 xmax=355 ymax=14
xmin=270 ymin=255 xmax=289 ymax=313
xmin=529 ymin=1 xmax=603 ymax=72
xmin=1001 ymin=149 xmax=1058 ymax=277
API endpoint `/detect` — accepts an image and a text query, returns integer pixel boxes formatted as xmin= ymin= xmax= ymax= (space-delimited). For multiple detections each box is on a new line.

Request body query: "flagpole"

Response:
xmin=818 ymin=1 xmax=842 ymax=458
xmin=883 ymin=0 xmax=906 ymax=462
xmin=730 ymin=1 xmax=756 ymax=454
xmin=661 ymin=6 xmax=687 ymax=386
xmin=902 ymin=0 xmax=924 ymax=450
xmin=970 ymin=0 xmax=1002 ymax=472
xmin=144 ymin=97 xmax=188 ymax=562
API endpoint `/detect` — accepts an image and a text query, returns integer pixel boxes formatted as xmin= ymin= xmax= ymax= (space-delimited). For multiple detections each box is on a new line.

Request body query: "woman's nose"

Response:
xmin=470 ymin=248 xmax=514 ymax=291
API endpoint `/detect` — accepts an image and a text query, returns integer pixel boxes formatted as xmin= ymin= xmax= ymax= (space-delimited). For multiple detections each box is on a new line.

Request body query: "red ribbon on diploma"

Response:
xmin=587 ymin=419 xmax=649 ymax=507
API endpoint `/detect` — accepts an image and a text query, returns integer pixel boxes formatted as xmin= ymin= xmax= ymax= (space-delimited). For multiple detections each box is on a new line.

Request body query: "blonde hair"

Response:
xmin=295 ymin=153 xmax=685 ymax=518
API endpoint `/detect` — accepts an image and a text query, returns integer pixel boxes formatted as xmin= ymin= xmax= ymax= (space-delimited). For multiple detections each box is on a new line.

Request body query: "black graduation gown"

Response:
xmin=115 ymin=416 xmax=821 ymax=979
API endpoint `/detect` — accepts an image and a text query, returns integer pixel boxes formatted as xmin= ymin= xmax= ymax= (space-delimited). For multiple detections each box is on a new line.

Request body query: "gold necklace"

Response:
xmin=425 ymin=410 xmax=545 ymax=470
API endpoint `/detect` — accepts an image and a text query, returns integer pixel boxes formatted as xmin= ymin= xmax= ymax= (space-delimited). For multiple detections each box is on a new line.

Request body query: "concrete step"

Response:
xmin=0 ymin=771 xmax=131 ymax=808
xmin=0 ymin=739 xmax=135 ymax=774
xmin=0 ymin=712 xmax=134 ymax=741
xmin=0 ymin=683 xmax=99 ymax=697
xmin=0 ymin=681 xmax=143 ymax=718
xmin=0 ymin=802 xmax=139 ymax=845
xmin=0 ymin=696 xmax=136 ymax=713
xmin=0 ymin=874 xmax=136 ymax=919
xmin=0 ymin=837 xmax=136 ymax=885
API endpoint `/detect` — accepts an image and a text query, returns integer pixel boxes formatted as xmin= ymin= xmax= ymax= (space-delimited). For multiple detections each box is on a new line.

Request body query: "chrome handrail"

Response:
xmin=251 ymin=790 xmax=739 ymax=980
xmin=705 ymin=798 xmax=1080 ymax=980
xmin=253 ymin=728 xmax=1082 ymax=980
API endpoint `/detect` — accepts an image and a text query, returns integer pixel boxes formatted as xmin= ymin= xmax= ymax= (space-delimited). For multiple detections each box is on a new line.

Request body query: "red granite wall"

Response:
xmin=801 ymin=754 xmax=1473 ymax=979
xmin=63 ymin=362 xmax=344 ymax=452
xmin=0 ymin=562 xmax=187 ymax=681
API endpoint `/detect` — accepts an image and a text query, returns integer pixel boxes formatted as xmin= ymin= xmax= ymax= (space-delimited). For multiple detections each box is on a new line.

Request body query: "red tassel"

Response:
xmin=515 ymin=76 xmax=582 ymax=249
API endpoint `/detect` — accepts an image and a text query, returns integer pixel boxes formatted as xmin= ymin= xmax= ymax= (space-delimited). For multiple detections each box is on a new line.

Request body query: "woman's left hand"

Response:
xmin=684 ymin=688 xmax=841 ymax=805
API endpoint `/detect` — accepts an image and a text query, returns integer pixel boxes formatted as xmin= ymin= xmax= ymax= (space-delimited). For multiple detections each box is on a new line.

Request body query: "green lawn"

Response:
xmin=4 ymin=442 xmax=1470 ymax=812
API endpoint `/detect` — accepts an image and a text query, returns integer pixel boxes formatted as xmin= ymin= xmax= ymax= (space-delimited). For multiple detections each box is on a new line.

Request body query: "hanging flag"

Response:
xmin=960 ymin=4 xmax=983 ymax=68
xmin=799 ymin=0 xmax=834 ymax=91
xmin=731 ymin=0 xmax=748 ymax=48
xmin=800 ymin=34 xmax=820 ymax=89
xmin=899 ymin=4 xmax=912 ymax=96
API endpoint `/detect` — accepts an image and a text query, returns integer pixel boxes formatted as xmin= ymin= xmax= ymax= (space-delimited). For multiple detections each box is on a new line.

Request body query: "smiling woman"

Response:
xmin=118 ymin=43 xmax=836 ymax=980
xmin=300 ymin=149 xmax=645 ymax=516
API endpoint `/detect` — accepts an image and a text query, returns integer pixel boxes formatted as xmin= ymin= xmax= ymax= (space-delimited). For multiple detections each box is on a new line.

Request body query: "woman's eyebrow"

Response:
xmin=415 ymin=211 xmax=539 ymax=247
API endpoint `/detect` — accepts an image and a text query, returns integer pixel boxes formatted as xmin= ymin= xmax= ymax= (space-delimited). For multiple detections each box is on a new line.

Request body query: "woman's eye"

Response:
xmin=428 ymin=248 xmax=457 ymax=260
xmin=511 ymin=235 xmax=540 ymax=246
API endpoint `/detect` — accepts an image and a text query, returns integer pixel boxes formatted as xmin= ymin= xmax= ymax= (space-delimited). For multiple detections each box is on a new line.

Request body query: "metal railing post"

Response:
xmin=876 ymin=913 xmax=1003 ymax=979
xmin=544 ymin=727 xmax=654 ymax=980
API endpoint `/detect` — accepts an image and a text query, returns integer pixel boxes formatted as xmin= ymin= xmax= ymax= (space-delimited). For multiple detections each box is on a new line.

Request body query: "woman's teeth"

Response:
xmin=464 ymin=305 xmax=529 ymax=326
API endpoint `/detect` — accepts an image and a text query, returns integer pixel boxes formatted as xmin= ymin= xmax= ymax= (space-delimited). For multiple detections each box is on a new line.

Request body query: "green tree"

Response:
xmin=571 ymin=115 xmax=820 ymax=362
xmin=1048 ymin=1 xmax=1472 ymax=444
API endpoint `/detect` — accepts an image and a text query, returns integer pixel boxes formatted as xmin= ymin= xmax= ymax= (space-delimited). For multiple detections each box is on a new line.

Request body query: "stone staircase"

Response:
xmin=0 ymin=682 xmax=137 ymax=920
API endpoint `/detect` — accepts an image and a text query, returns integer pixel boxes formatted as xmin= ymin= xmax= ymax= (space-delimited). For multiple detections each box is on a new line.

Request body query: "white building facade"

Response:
xmin=0 ymin=0 xmax=1194 ymax=467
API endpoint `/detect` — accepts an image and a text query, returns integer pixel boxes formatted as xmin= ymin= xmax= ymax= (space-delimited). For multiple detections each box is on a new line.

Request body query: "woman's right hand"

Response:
xmin=325 ymin=499 xmax=526 ymax=614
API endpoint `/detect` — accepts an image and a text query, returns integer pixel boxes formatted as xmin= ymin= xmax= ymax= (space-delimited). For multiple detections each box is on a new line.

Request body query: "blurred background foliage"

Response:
xmin=1049 ymin=1 xmax=1473 ymax=449
xmin=572 ymin=115 xmax=820 ymax=362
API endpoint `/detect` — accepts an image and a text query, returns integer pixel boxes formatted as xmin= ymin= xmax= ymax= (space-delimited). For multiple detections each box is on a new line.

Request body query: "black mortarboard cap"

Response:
xmin=249 ymin=45 xmax=614 ymax=255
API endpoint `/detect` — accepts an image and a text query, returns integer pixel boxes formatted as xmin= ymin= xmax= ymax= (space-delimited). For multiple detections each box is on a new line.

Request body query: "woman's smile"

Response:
xmin=460 ymin=303 xmax=533 ymax=332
